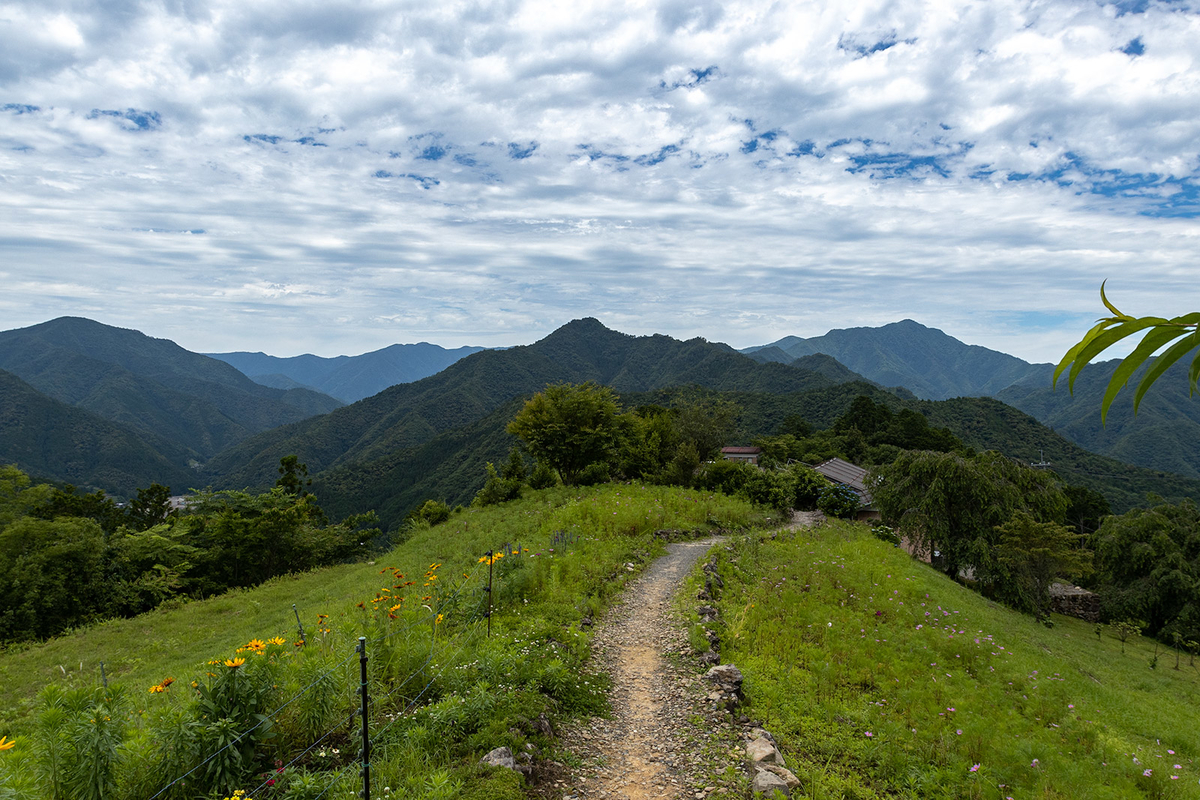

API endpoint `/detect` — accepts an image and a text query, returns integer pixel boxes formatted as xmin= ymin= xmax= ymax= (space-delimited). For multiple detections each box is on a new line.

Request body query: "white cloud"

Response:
xmin=0 ymin=0 xmax=1198 ymax=361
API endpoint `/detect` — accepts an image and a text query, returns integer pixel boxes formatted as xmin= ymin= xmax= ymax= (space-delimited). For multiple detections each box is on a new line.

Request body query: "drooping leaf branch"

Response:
xmin=1054 ymin=281 xmax=1200 ymax=423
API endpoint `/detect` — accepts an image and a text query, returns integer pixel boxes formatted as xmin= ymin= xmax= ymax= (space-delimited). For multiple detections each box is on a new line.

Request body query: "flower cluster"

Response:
xmin=148 ymin=676 xmax=175 ymax=694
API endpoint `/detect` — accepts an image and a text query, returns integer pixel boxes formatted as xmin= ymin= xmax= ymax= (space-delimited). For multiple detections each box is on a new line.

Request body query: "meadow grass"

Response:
xmin=0 ymin=483 xmax=765 ymax=800
xmin=715 ymin=522 xmax=1200 ymax=800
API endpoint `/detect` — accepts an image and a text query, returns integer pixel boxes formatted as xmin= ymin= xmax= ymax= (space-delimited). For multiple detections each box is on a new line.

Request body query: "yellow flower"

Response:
xmin=224 ymin=657 xmax=246 ymax=668
xmin=436 ymin=614 xmax=444 ymax=625
xmin=245 ymin=639 xmax=266 ymax=652
xmin=267 ymin=637 xmax=286 ymax=646
xmin=0 ymin=736 xmax=14 ymax=751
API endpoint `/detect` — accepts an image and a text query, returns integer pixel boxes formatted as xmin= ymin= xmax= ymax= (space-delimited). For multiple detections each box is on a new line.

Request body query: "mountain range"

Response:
xmin=2 ymin=315 xmax=1199 ymax=526
xmin=208 ymin=342 xmax=487 ymax=403
xmin=744 ymin=320 xmax=1200 ymax=478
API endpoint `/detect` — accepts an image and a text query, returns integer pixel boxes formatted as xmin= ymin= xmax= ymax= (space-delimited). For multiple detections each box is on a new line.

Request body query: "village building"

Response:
xmin=811 ymin=457 xmax=881 ymax=522
xmin=719 ymin=445 xmax=763 ymax=466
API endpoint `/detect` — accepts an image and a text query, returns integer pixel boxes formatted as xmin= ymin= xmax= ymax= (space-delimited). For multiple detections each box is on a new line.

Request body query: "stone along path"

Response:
xmin=556 ymin=537 xmax=745 ymax=800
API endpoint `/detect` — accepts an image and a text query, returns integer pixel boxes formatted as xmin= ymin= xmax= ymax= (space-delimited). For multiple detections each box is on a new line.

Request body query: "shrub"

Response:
xmin=817 ymin=483 xmax=860 ymax=519
xmin=528 ymin=461 xmax=559 ymax=490
xmin=472 ymin=464 xmax=522 ymax=507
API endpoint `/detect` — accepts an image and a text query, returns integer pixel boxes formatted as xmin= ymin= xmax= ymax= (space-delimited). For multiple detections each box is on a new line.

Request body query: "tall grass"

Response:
xmin=715 ymin=521 xmax=1200 ymax=799
xmin=0 ymin=484 xmax=766 ymax=799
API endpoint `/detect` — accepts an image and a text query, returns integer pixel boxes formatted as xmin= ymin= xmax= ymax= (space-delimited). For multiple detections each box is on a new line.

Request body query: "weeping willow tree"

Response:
xmin=1055 ymin=282 xmax=1200 ymax=423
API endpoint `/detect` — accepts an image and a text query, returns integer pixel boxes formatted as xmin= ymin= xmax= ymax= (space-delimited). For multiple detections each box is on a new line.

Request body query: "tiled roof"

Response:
xmin=721 ymin=446 xmax=763 ymax=454
xmin=813 ymin=457 xmax=874 ymax=504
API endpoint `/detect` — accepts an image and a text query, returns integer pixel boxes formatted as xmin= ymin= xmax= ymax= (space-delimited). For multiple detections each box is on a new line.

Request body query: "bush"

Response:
xmin=473 ymin=464 xmax=523 ymax=507
xmin=817 ymin=483 xmax=860 ymax=519
xmin=788 ymin=464 xmax=828 ymax=510
xmin=575 ymin=462 xmax=611 ymax=487
xmin=528 ymin=461 xmax=559 ymax=490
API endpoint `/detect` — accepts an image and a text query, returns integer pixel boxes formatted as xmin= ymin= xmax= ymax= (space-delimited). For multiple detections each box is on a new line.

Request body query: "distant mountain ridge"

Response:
xmin=744 ymin=319 xmax=1053 ymax=399
xmin=204 ymin=317 xmax=863 ymax=490
xmin=209 ymin=342 xmax=488 ymax=403
xmin=0 ymin=317 xmax=344 ymax=460
xmin=743 ymin=319 xmax=1200 ymax=478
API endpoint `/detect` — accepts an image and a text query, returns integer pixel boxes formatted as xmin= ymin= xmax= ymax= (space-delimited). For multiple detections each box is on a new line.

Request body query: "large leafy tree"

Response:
xmin=996 ymin=513 xmax=1092 ymax=619
xmin=871 ymin=450 xmax=1067 ymax=579
xmin=1091 ymin=498 xmax=1200 ymax=640
xmin=507 ymin=382 xmax=623 ymax=486
xmin=1056 ymin=282 xmax=1200 ymax=422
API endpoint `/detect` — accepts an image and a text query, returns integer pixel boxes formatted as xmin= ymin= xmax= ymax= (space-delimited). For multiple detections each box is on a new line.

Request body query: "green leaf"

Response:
xmin=1190 ymin=350 xmax=1200 ymax=397
xmin=1100 ymin=280 xmax=1130 ymax=319
xmin=1100 ymin=325 xmax=1193 ymax=424
xmin=1129 ymin=329 xmax=1200 ymax=417
xmin=1054 ymin=318 xmax=1119 ymax=390
xmin=1069 ymin=317 xmax=1166 ymax=392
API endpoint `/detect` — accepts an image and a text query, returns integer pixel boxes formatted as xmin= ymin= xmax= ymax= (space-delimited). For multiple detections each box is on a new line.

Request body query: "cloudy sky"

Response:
xmin=1 ymin=0 xmax=1198 ymax=361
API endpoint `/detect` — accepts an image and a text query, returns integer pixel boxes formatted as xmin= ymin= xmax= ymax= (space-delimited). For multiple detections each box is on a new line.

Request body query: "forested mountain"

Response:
xmin=744 ymin=319 xmax=1200 ymax=477
xmin=0 ymin=317 xmax=344 ymax=458
xmin=205 ymin=318 xmax=859 ymax=490
xmin=209 ymin=342 xmax=487 ymax=403
xmin=314 ymin=378 xmax=1200 ymax=531
xmin=744 ymin=319 xmax=1051 ymax=399
xmin=0 ymin=368 xmax=196 ymax=495
xmin=996 ymin=358 xmax=1200 ymax=478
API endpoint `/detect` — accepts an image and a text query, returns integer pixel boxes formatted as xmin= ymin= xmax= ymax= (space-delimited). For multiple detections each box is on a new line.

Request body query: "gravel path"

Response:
xmin=555 ymin=537 xmax=746 ymax=800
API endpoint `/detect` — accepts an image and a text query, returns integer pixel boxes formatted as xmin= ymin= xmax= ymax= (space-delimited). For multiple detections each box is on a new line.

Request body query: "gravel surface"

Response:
xmin=552 ymin=537 xmax=748 ymax=800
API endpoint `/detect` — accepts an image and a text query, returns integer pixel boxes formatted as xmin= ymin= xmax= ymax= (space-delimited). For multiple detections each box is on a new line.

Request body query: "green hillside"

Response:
xmin=712 ymin=521 xmax=1200 ymax=798
xmin=0 ymin=368 xmax=196 ymax=496
xmin=205 ymin=318 xmax=851 ymax=490
xmin=0 ymin=317 xmax=344 ymax=458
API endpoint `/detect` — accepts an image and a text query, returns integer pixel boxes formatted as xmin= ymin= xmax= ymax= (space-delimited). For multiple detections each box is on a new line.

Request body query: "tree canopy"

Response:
xmin=871 ymin=450 xmax=1067 ymax=579
xmin=507 ymin=382 xmax=624 ymax=486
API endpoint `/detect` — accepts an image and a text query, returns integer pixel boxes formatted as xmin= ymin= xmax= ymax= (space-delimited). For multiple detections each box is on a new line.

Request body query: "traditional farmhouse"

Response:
xmin=811 ymin=457 xmax=881 ymax=522
xmin=720 ymin=446 xmax=763 ymax=466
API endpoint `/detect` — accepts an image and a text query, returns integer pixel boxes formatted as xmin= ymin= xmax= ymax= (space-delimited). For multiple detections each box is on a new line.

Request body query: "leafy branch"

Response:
xmin=1054 ymin=282 xmax=1200 ymax=423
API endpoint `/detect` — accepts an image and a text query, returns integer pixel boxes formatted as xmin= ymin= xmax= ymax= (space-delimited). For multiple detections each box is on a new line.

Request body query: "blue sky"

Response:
xmin=1 ymin=0 xmax=1198 ymax=362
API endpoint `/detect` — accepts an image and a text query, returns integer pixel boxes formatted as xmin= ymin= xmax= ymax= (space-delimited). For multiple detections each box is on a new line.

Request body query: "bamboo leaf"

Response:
xmin=1190 ymin=350 xmax=1200 ymax=397
xmin=1100 ymin=326 xmax=1192 ymax=423
xmin=1054 ymin=318 xmax=1120 ymax=389
xmin=1069 ymin=318 xmax=1165 ymax=392
xmin=1100 ymin=280 xmax=1132 ymax=320
xmin=1129 ymin=329 xmax=1200 ymax=417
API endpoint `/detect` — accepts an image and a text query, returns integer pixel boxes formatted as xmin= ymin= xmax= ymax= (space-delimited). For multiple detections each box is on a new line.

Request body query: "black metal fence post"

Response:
xmin=486 ymin=551 xmax=494 ymax=638
xmin=357 ymin=636 xmax=370 ymax=800
xmin=99 ymin=661 xmax=107 ymax=688
xmin=293 ymin=604 xmax=306 ymax=647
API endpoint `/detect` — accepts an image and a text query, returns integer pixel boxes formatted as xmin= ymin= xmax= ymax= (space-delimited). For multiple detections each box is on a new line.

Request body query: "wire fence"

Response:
xmin=141 ymin=545 xmax=514 ymax=800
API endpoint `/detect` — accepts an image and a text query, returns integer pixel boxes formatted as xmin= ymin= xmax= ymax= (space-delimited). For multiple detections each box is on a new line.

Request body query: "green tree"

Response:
xmin=507 ymin=382 xmax=623 ymax=486
xmin=995 ymin=513 xmax=1093 ymax=619
xmin=1055 ymin=282 xmax=1200 ymax=422
xmin=33 ymin=485 xmax=125 ymax=534
xmin=126 ymin=483 xmax=175 ymax=531
xmin=871 ymin=450 xmax=1067 ymax=579
xmin=0 ymin=464 xmax=52 ymax=529
xmin=1091 ymin=498 xmax=1200 ymax=641
xmin=276 ymin=455 xmax=312 ymax=497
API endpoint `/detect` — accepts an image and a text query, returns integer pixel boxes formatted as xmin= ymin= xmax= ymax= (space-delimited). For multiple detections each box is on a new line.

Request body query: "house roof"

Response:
xmin=813 ymin=457 xmax=874 ymax=504
xmin=721 ymin=446 xmax=763 ymax=455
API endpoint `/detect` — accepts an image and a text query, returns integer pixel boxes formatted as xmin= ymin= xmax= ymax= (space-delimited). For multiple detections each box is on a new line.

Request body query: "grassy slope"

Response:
xmin=714 ymin=522 xmax=1200 ymax=799
xmin=0 ymin=484 xmax=764 ymax=737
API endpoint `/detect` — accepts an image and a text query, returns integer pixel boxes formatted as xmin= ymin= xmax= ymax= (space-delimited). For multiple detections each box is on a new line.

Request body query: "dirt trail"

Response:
xmin=557 ymin=537 xmax=741 ymax=800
